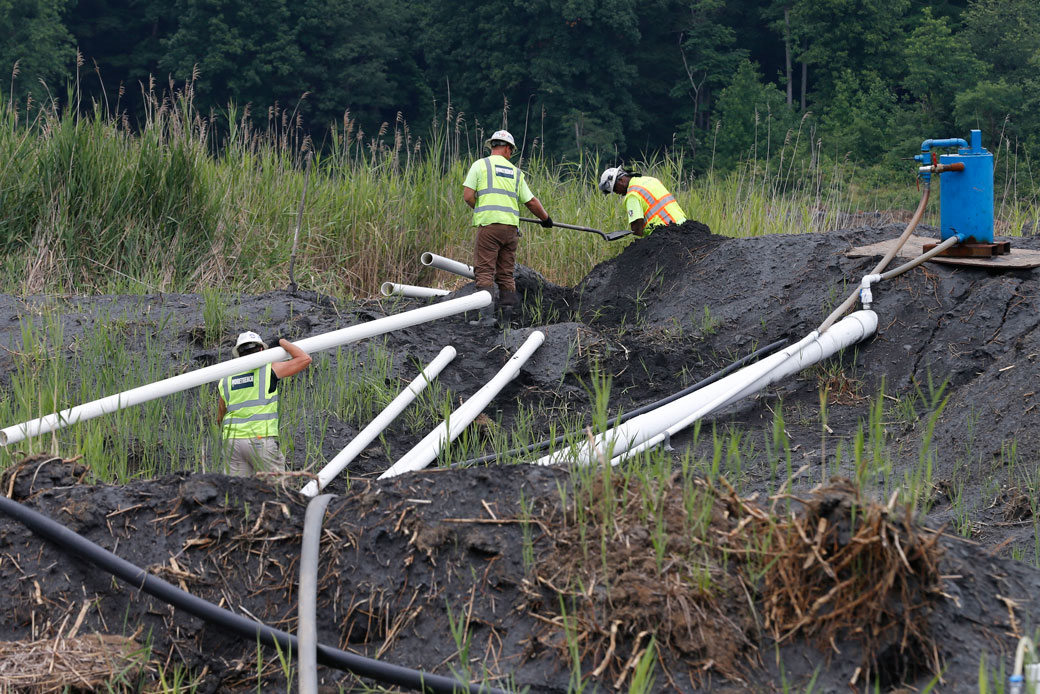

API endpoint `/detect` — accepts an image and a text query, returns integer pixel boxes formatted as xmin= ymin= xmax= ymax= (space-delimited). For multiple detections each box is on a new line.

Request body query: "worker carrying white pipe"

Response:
xmin=462 ymin=129 xmax=553 ymax=328
xmin=598 ymin=167 xmax=687 ymax=236
xmin=216 ymin=331 xmax=312 ymax=476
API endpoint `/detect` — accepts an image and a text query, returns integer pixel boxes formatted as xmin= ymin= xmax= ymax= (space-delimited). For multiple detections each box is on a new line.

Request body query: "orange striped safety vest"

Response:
xmin=626 ymin=176 xmax=687 ymax=229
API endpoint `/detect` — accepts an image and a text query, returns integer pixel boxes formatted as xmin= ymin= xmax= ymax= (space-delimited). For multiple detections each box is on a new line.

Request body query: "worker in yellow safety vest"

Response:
xmin=217 ymin=331 xmax=312 ymax=476
xmin=462 ymin=129 xmax=553 ymax=328
xmin=598 ymin=167 xmax=687 ymax=236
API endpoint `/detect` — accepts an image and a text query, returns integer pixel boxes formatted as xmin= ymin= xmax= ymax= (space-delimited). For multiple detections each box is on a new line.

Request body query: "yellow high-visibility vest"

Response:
xmin=220 ymin=364 xmax=279 ymax=438
xmin=625 ymin=176 xmax=687 ymax=231
xmin=468 ymin=155 xmax=529 ymax=226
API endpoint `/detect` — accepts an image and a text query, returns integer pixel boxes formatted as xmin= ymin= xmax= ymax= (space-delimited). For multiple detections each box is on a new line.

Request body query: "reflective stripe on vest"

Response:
xmin=474 ymin=158 xmax=522 ymax=220
xmin=629 ymin=185 xmax=678 ymax=226
xmin=221 ymin=364 xmax=279 ymax=438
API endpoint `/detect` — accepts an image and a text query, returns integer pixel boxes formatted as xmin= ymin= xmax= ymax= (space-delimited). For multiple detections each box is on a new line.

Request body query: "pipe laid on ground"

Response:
xmin=455 ymin=339 xmax=788 ymax=468
xmin=0 ymin=293 xmax=491 ymax=446
xmin=380 ymin=331 xmax=545 ymax=479
xmin=380 ymin=282 xmax=450 ymax=298
xmin=421 ymin=253 xmax=475 ymax=280
xmin=536 ymin=312 xmax=877 ymax=467
xmin=817 ymin=188 xmax=930 ymax=334
xmin=0 ymin=494 xmax=510 ymax=694
xmin=609 ymin=432 xmax=667 ymax=466
xmin=301 ymin=346 xmax=457 ymax=497
xmin=299 ymin=493 xmax=335 ymax=694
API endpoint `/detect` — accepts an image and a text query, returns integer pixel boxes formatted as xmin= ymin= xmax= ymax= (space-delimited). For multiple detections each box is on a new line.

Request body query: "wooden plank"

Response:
xmin=846 ymin=235 xmax=1040 ymax=269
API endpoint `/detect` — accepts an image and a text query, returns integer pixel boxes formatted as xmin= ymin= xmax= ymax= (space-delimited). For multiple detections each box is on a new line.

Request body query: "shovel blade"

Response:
xmin=604 ymin=230 xmax=634 ymax=241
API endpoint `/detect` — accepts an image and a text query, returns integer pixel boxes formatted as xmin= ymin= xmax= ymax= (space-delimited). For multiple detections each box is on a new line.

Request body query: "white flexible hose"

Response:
xmin=818 ymin=188 xmax=931 ymax=333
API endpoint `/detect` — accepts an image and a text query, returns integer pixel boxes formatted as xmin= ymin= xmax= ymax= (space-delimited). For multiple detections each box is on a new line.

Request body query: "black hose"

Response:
xmin=0 ymin=494 xmax=510 ymax=694
xmin=455 ymin=338 xmax=788 ymax=467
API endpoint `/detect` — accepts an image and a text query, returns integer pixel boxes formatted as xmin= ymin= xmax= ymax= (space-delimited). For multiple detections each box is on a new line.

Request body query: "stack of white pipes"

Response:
xmin=536 ymin=311 xmax=878 ymax=467
xmin=0 ymin=293 xmax=491 ymax=446
xmin=380 ymin=331 xmax=545 ymax=479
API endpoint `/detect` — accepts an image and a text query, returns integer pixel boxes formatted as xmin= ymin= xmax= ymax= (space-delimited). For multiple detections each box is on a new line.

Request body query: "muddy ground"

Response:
xmin=1 ymin=220 xmax=1040 ymax=692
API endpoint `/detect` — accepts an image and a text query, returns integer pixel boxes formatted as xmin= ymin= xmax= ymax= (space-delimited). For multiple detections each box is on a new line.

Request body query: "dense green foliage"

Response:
xmin=3 ymin=0 xmax=1039 ymax=169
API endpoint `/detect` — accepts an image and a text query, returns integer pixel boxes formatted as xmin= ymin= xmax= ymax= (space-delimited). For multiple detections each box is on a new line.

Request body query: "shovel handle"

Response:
xmin=520 ymin=217 xmax=604 ymax=234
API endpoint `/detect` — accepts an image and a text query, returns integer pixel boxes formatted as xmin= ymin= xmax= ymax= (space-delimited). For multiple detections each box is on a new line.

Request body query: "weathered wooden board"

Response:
xmin=847 ymin=235 xmax=1040 ymax=269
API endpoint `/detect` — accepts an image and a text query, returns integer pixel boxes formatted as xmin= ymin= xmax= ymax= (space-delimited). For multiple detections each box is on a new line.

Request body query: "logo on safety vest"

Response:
xmin=231 ymin=374 xmax=255 ymax=390
xmin=494 ymin=166 xmax=515 ymax=178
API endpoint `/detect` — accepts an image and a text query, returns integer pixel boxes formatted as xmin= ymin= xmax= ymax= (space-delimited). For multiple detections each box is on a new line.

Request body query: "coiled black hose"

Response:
xmin=455 ymin=338 xmax=789 ymax=467
xmin=0 ymin=494 xmax=510 ymax=694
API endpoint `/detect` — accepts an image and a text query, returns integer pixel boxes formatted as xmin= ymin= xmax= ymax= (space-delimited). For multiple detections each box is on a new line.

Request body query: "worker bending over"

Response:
xmin=217 ymin=331 xmax=311 ymax=476
xmin=463 ymin=129 xmax=553 ymax=328
xmin=599 ymin=167 xmax=687 ymax=236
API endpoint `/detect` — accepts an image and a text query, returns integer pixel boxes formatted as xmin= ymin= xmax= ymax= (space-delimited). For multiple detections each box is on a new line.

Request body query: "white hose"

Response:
xmin=421 ymin=253 xmax=475 ymax=279
xmin=380 ymin=282 xmax=450 ymax=298
xmin=298 ymin=494 xmax=335 ymax=694
xmin=818 ymin=188 xmax=930 ymax=333
xmin=301 ymin=346 xmax=457 ymax=497
xmin=535 ymin=312 xmax=877 ymax=467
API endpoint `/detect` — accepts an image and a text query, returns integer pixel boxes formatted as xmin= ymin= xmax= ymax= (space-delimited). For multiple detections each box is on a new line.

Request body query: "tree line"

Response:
xmin=3 ymin=0 xmax=1039 ymax=172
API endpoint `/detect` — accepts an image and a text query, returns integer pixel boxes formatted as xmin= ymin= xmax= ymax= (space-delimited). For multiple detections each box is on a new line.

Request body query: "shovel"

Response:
xmin=520 ymin=217 xmax=633 ymax=241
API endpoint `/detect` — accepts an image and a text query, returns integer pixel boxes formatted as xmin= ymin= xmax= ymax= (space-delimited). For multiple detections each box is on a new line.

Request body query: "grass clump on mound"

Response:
xmin=529 ymin=463 xmax=944 ymax=689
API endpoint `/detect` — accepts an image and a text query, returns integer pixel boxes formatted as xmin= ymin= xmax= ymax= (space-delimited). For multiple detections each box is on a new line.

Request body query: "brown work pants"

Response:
xmin=474 ymin=223 xmax=518 ymax=295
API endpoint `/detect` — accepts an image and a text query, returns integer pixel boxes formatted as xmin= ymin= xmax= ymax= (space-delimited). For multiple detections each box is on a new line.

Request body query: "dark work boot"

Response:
xmin=464 ymin=284 xmax=497 ymax=324
xmin=469 ymin=302 xmax=497 ymax=327
xmin=497 ymin=290 xmax=519 ymax=329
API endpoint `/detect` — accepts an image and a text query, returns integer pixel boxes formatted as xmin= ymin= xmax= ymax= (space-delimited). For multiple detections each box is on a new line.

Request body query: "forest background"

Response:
xmin=4 ymin=0 xmax=1037 ymax=172
xmin=2 ymin=0 xmax=1039 ymax=295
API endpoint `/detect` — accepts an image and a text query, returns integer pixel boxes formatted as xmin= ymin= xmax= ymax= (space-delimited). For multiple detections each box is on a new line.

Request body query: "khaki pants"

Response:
xmin=474 ymin=223 xmax=519 ymax=294
xmin=225 ymin=437 xmax=286 ymax=477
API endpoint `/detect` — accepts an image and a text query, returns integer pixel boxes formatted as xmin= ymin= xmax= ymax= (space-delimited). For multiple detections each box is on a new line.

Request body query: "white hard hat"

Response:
xmin=485 ymin=130 xmax=516 ymax=149
xmin=232 ymin=331 xmax=267 ymax=358
xmin=599 ymin=167 xmax=627 ymax=195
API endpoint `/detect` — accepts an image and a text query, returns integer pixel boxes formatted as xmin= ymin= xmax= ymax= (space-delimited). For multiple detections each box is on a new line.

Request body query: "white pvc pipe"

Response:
xmin=536 ymin=311 xmax=877 ymax=467
xmin=0 ymin=293 xmax=491 ymax=446
xmin=421 ymin=252 xmax=475 ymax=279
xmin=608 ymin=432 xmax=666 ymax=466
xmin=379 ymin=331 xmax=545 ymax=479
xmin=301 ymin=346 xmax=457 ymax=497
xmin=380 ymin=282 xmax=450 ymax=298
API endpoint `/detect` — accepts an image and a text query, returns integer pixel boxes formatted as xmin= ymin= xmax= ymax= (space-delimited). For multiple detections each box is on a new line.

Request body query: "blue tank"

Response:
xmin=938 ymin=130 xmax=994 ymax=243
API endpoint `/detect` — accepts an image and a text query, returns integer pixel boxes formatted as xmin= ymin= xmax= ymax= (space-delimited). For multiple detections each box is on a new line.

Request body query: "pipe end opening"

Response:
xmin=420 ymin=252 xmax=435 ymax=266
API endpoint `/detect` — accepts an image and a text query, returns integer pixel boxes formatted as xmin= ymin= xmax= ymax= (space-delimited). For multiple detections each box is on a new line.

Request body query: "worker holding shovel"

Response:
xmin=217 ymin=331 xmax=312 ymax=476
xmin=462 ymin=129 xmax=553 ymax=328
xmin=598 ymin=167 xmax=687 ymax=236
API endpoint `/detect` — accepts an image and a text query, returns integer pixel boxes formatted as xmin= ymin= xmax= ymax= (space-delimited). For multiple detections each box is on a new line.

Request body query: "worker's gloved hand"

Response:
xmin=540 ymin=216 xmax=553 ymax=229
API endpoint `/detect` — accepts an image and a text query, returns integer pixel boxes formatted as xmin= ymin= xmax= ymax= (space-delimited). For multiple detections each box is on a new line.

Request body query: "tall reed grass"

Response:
xmin=6 ymin=78 xmax=1036 ymax=297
